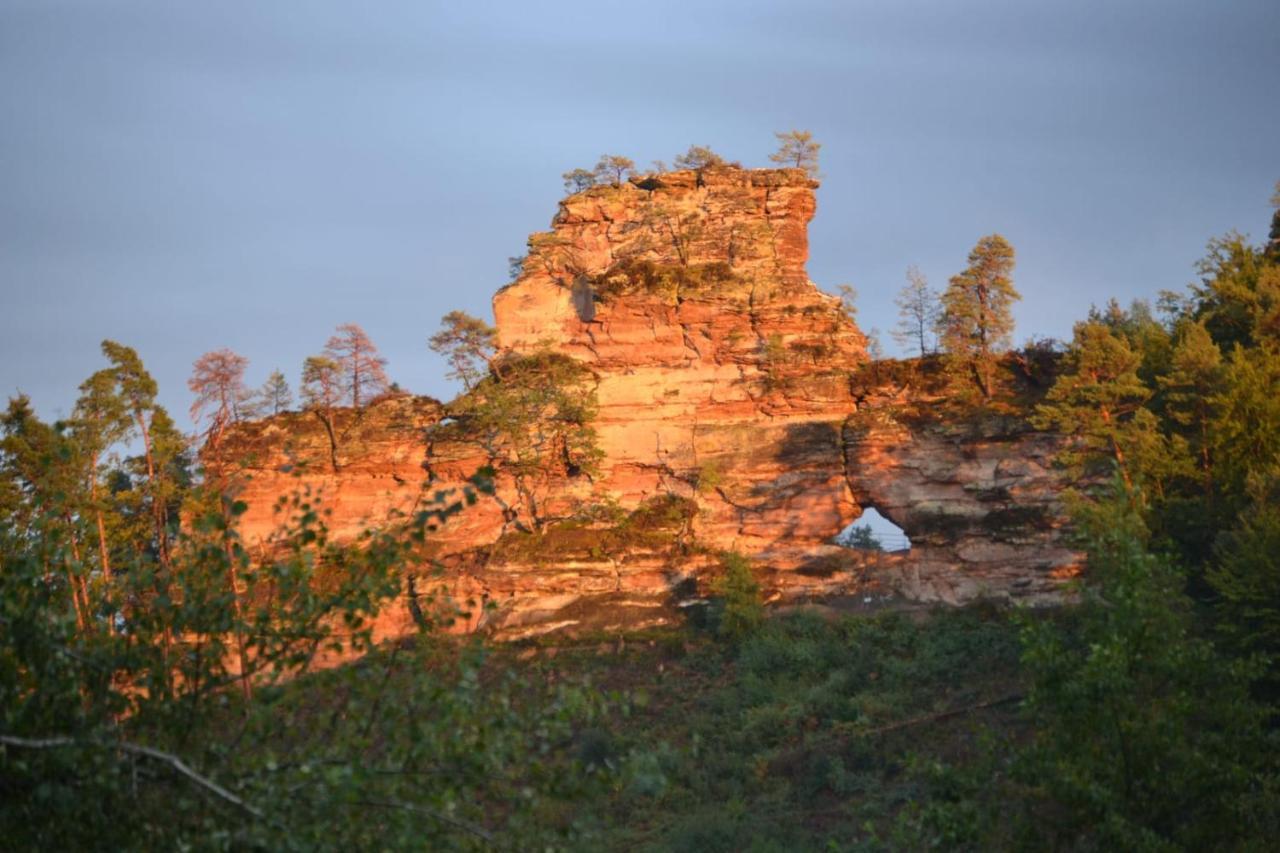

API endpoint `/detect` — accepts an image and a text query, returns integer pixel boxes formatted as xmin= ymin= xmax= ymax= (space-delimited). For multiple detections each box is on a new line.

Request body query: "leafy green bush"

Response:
xmin=1209 ymin=494 xmax=1280 ymax=688
xmin=1011 ymin=487 xmax=1280 ymax=849
xmin=0 ymin=437 xmax=613 ymax=849
xmin=711 ymin=552 xmax=764 ymax=642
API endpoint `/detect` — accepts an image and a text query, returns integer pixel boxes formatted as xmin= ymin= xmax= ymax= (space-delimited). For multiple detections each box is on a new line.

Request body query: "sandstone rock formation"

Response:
xmin=843 ymin=406 xmax=1080 ymax=603
xmin=218 ymin=395 xmax=499 ymax=553
xmin=493 ymin=166 xmax=867 ymax=560
xmin=221 ymin=165 xmax=1082 ymax=638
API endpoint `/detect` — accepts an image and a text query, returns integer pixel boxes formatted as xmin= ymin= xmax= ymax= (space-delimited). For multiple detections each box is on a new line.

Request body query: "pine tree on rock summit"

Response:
xmin=593 ymin=155 xmax=635 ymax=187
xmin=673 ymin=145 xmax=726 ymax=170
xmin=301 ymin=356 xmax=342 ymax=411
xmin=562 ymin=168 xmax=596 ymax=194
xmin=323 ymin=323 xmax=389 ymax=408
xmin=258 ymin=369 xmax=294 ymax=416
xmin=188 ymin=349 xmax=252 ymax=442
xmin=429 ymin=311 xmax=500 ymax=391
xmin=768 ymin=130 xmax=820 ymax=179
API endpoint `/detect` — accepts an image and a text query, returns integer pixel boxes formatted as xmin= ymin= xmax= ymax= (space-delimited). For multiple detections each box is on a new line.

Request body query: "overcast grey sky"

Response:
xmin=2 ymin=0 xmax=1277 ymax=429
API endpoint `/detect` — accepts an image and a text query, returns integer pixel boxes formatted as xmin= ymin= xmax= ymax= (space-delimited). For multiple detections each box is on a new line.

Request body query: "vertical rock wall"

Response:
xmin=492 ymin=167 xmax=868 ymax=560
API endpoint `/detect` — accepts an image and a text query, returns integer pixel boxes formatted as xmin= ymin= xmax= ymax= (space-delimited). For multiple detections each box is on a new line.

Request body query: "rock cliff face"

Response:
xmin=217 ymin=396 xmax=504 ymax=553
xmin=222 ymin=166 xmax=1082 ymax=637
xmin=843 ymin=408 xmax=1079 ymax=604
xmin=493 ymin=167 xmax=867 ymax=560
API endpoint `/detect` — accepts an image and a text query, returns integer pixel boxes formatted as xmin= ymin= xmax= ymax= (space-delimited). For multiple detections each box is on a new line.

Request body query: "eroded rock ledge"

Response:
xmin=220 ymin=166 xmax=1081 ymax=639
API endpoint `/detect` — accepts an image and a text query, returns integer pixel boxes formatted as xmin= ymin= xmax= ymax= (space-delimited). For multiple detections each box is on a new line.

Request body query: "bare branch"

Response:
xmin=844 ymin=693 xmax=1024 ymax=739
xmin=352 ymin=798 xmax=496 ymax=847
xmin=0 ymin=734 xmax=264 ymax=819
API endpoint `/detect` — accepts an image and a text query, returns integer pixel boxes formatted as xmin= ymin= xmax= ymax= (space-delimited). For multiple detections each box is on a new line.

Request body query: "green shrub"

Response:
xmin=1013 ymin=487 xmax=1280 ymax=849
xmin=590 ymin=259 xmax=736 ymax=303
xmin=1208 ymin=497 xmax=1280 ymax=688
xmin=711 ymin=552 xmax=764 ymax=642
xmin=693 ymin=459 xmax=724 ymax=493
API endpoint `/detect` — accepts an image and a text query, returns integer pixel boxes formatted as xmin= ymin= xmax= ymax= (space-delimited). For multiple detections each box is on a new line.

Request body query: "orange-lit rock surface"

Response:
xmin=216 ymin=395 xmax=504 ymax=553
xmin=220 ymin=166 xmax=1082 ymax=637
xmin=492 ymin=166 xmax=868 ymax=560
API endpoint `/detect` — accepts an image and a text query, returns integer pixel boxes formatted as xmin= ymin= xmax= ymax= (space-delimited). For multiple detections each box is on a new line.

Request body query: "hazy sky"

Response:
xmin=2 ymin=0 xmax=1277 ymax=429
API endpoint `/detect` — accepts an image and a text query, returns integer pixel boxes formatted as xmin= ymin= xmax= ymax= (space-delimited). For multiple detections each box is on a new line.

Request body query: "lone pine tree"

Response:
xmin=939 ymin=234 xmax=1020 ymax=398
xmin=768 ymin=130 xmax=820 ymax=178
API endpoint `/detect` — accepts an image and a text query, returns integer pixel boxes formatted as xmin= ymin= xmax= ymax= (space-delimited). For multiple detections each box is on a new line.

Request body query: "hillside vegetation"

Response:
xmin=4 ymin=188 xmax=1280 ymax=849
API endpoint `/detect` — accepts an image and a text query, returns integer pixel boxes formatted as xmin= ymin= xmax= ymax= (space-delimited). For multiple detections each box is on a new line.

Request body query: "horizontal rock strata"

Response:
xmin=219 ymin=166 xmax=1083 ymax=638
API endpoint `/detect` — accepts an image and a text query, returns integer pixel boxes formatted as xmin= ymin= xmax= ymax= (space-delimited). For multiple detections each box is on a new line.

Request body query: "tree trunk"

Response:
xmin=134 ymin=411 xmax=170 ymax=567
xmin=1099 ymin=405 xmax=1133 ymax=489
xmin=223 ymin=537 xmax=253 ymax=702
xmin=61 ymin=512 xmax=88 ymax=632
xmin=314 ymin=409 xmax=340 ymax=473
xmin=86 ymin=451 xmax=111 ymax=574
xmin=515 ymin=476 xmax=543 ymax=533
xmin=135 ymin=410 xmax=174 ymax=687
xmin=93 ymin=508 xmax=110 ymax=630
xmin=485 ymin=354 xmax=504 ymax=382
xmin=65 ymin=565 xmax=87 ymax=632
xmin=970 ymin=359 xmax=992 ymax=399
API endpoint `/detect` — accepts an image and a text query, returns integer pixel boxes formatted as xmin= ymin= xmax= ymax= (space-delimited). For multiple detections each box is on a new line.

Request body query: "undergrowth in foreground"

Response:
xmin=8 ymin=581 xmax=1278 ymax=849
xmin=565 ymin=604 xmax=1028 ymax=850
xmin=202 ymin=603 xmax=1030 ymax=850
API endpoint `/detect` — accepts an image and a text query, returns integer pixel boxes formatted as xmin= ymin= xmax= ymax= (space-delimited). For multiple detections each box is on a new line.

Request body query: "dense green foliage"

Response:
xmin=1030 ymin=319 xmax=1155 ymax=485
xmin=485 ymin=493 xmax=698 ymax=565
xmin=4 ymin=183 xmax=1280 ymax=849
xmin=1012 ymin=490 xmax=1278 ymax=849
xmin=589 ymin=258 xmax=738 ymax=303
xmin=1035 ymin=217 xmax=1280 ymax=671
xmin=0 ymin=344 xmax=608 ymax=849
xmin=535 ymin=604 xmax=1028 ymax=850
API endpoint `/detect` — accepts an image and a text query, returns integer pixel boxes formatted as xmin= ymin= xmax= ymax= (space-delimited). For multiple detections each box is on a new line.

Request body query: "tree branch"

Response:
xmin=351 ymin=798 xmax=496 ymax=846
xmin=850 ymin=692 xmax=1024 ymax=738
xmin=0 ymin=734 xmax=263 ymax=819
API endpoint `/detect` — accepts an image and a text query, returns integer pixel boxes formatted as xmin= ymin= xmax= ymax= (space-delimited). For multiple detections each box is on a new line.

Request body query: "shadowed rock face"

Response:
xmin=843 ymin=409 xmax=1081 ymax=604
xmin=220 ymin=166 xmax=1082 ymax=638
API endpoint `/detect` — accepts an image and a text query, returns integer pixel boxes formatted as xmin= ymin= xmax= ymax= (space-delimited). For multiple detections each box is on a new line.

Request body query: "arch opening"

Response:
xmin=834 ymin=507 xmax=910 ymax=553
